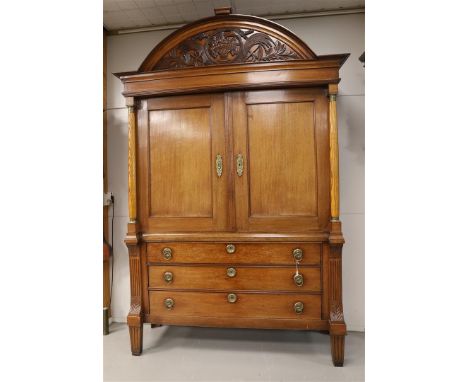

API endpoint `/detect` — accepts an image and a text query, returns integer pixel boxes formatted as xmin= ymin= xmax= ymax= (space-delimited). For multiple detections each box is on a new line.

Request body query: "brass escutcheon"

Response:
xmin=163 ymin=271 xmax=173 ymax=283
xmin=226 ymin=267 xmax=236 ymax=277
xmin=227 ymin=293 xmax=237 ymax=303
xmin=216 ymin=154 xmax=223 ymax=177
xmin=293 ymin=273 xmax=304 ymax=287
xmin=294 ymin=301 xmax=304 ymax=314
xmin=236 ymin=154 xmax=244 ymax=176
xmin=226 ymin=244 xmax=236 ymax=254
xmin=292 ymin=248 xmax=303 ymax=261
xmin=162 ymin=247 xmax=172 ymax=260
xmin=164 ymin=298 xmax=174 ymax=310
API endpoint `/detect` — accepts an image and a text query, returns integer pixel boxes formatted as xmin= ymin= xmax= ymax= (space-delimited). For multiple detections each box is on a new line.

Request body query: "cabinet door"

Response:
xmin=232 ymin=89 xmax=330 ymax=232
xmin=138 ymin=94 xmax=229 ymax=232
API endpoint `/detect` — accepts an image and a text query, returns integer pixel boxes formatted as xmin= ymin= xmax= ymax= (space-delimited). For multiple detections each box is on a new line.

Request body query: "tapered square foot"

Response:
xmin=129 ymin=325 xmax=142 ymax=356
xmin=331 ymin=334 xmax=345 ymax=366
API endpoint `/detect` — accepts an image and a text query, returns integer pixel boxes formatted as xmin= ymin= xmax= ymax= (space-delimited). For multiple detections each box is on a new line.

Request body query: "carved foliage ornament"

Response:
xmin=155 ymin=28 xmax=301 ymax=69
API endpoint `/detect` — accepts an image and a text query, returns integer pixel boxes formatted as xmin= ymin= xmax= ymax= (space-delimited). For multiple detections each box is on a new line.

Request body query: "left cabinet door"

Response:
xmin=137 ymin=94 xmax=229 ymax=232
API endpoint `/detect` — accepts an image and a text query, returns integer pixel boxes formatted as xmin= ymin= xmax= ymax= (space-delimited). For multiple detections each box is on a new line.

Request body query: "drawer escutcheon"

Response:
xmin=226 ymin=244 xmax=236 ymax=254
xmin=164 ymin=298 xmax=174 ymax=310
xmin=163 ymin=271 xmax=173 ymax=283
xmin=293 ymin=273 xmax=304 ymax=287
xmin=292 ymin=248 xmax=303 ymax=261
xmin=162 ymin=247 xmax=172 ymax=260
xmin=294 ymin=301 xmax=304 ymax=314
xmin=226 ymin=267 xmax=237 ymax=277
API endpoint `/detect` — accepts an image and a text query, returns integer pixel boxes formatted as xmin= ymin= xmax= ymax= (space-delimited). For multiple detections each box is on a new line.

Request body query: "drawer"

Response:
xmin=150 ymin=291 xmax=321 ymax=320
xmin=147 ymin=242 xmax=321 ymax=265
xmin=149 ymin=265 xmax=321 ymax=292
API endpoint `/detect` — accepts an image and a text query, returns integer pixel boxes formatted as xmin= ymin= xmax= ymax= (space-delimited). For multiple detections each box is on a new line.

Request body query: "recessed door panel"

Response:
xmin=247 ymin=102 xmax=318 ymax=217
xmin=137 ymin=94 xmax=229 ymax=232
xmin=149 ymin=107 xmax=212 ymax=218
xmin=233 ymin=89 xmax=330 ymax=232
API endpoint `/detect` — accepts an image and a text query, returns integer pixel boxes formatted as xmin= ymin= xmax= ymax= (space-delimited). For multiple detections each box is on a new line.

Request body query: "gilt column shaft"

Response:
xmin=127 ymin=98 xmax=137 ymax=222
xmin=329 ymin=85 xmax=340 ymax=221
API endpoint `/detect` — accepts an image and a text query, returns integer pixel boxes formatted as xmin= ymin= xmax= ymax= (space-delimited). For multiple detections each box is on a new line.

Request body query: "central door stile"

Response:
xmin=224 ymin=92 xmax=237 ymax=232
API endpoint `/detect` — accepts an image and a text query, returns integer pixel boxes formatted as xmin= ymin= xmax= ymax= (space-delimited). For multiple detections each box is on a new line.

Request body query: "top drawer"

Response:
xmin=147 ymin=243 xmax=321 ymax=265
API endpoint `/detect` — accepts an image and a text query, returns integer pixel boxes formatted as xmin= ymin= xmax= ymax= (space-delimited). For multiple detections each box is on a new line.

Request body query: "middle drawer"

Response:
xmin=148 ymin=265 xmax=321 ymax=292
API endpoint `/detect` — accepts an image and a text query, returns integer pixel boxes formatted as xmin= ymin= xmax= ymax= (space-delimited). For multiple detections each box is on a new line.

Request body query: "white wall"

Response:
xmin=107 ymin=13 xmax=365 ymax=331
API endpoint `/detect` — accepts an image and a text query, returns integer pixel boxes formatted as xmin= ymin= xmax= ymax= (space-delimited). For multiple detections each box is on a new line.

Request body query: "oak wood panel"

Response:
xmin=137 ymin=94 xmax=229 ymax=232
xmin=146 ymin=315 xmax=329 ymax=330
xmin=147 ymin=242 xmax=321 ymax=265
xmin=233 ymin=88 xmax=330 ymax=232
xmin=149 ymin=291 xmax=321 ymax=320
xmin=148 ymin=265 xmax=321 ymax=292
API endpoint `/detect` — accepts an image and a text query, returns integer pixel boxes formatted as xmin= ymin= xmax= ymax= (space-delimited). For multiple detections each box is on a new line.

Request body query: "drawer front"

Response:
xmin=147 ymin=242 xmax=321 ymax=265
xmin=149 ymin=265 xmax=321 ymax=292
xmin=150 ymin=291 xmax=321 ymax=320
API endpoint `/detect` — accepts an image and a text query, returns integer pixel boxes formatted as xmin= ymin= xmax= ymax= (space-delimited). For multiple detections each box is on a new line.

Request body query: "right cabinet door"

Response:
xmin=232 ymin=89 xmax=330 ymax=232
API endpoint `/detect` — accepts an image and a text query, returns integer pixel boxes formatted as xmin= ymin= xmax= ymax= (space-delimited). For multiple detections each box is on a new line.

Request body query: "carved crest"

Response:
xmin=155 ymin=28 xmax=302 ymax=70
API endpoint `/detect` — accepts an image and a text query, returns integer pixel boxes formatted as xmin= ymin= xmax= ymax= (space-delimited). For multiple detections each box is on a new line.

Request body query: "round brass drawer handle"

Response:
xmin=226 ymin=267 xmax=236 ymax=277
xmin=293 ymin=273 xmax=304 ymax=287
xmin=163 ymin=271 xmax=173 ymax=283
xmin=227 ymin=293 xmax=237 ymax=303
xmin=226 ymin=244 xmax=236 ymax=254
xmin=162 ymin=247 xmax=172 ymax=260
xmin=292 ymin=248 xmax=303 ymax=262
xmin=164 ymin=298 xmax=174 ymax=310
xmin=294 ymin=301 xmax=304 ymax=314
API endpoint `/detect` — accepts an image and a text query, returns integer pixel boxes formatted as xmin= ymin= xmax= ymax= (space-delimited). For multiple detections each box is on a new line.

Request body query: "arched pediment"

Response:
xmin=138 ymin=13 xmax=317 ymax=72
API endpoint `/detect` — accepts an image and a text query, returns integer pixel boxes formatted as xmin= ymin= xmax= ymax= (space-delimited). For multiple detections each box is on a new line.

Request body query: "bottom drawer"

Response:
xmin=149 ymin=291 xmax=321 ymax=320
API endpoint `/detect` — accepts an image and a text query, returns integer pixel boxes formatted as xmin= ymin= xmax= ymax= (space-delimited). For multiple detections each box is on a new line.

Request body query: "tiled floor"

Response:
xmin=104 ymin=323 xmax=364 ymax=381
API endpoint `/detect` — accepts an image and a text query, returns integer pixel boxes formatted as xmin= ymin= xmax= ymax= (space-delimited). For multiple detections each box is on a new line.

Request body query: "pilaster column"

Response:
xmin=328 ymin=84 xmax=346 ymax=366
xmin=328 ymin=84 xmax=340 ymax=221
xmin=127 ymin=97 xmax=137 ymax=223
xmin=125 ymin=97 xmax=143 ymax=356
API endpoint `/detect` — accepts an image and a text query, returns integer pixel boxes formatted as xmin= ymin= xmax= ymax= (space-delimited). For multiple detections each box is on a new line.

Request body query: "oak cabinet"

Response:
xmin=116 ymin=8 xmax=348 ymax=366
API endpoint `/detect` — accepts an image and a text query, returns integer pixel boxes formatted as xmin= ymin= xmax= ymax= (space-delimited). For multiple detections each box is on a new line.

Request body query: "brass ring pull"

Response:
xmin=164 ymin=298 xmax=174 ymax=310
xmin=162 ymin=247 xmax=172 ymax=260
xmin=226 ymin=244 xmax=236 ymax=254
xmin=227 ymin=267 xmax=236 ymax=277
xmin=292 ymin=248 xmax=303 ymax=262
xmin=294 ymin=301 xmax=304 ymax=314
xmin=227 ymin=293 xmax=237 ymax=303
xmin=293 ymin=273 xmax=304 ymax=287
xmin=163 ymin=271 xmax=173 ymax=283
